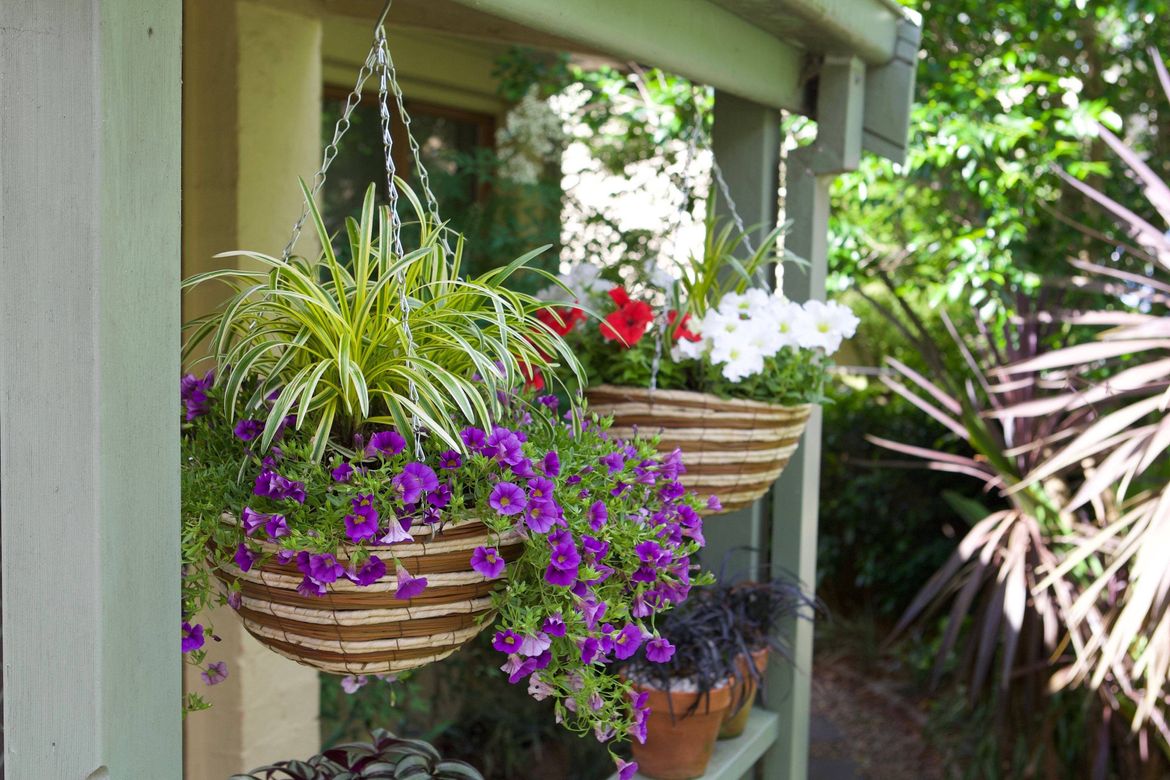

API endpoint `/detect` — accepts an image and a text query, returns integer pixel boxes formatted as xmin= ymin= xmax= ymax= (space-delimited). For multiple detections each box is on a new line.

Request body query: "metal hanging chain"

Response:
xmin=282 ymin=47 xmax=379 ymax=260
xmin=373 ymin=25 xmax=425 ymax=460
xmin=648 ymin=102 xmax=705 ymax=393
xmin=706 ymin=130 xmax=757 ymax=257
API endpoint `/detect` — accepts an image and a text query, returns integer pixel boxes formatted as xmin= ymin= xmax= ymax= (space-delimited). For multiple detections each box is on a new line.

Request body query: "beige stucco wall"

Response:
xmin=182 ymin=1 xmax=324 ymax=777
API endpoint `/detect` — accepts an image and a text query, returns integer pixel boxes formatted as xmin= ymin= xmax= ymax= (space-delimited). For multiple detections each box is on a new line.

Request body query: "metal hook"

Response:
xmin=374 ymin=0 xmax=394 ymax=33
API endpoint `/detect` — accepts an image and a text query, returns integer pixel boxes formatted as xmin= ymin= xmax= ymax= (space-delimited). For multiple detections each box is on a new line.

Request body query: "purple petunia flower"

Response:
xmin=549 ymin=540 xmax=580 ymax=571
xmin=565 ymin=474 xmax=582 ymax=486
xmin=349 ymin=555 xmax=386 ymax=587
xmin=707 ymin=494 xmax=723 ymax=512
xmin=519 ymin=632 xmax=552 ymax=657
xmin=544 ymin=563 xmax=577 ymax=587
xmin=541 ymin=613 xmax=566 ymax=637
xmin=460 ymin=427 xmax=487 ymax=451
xmin=265 ymin=514 xmax=289 ymax=539
xmin=201 ymin=661 xmax=229 ymax=686
xmin=646 ymin=636 xmax=676 ymax=663
xmin=527 ymin=477 xmax=555 ymax=503
xmin=492 ymin=630 xmax=523 ymax=654
xmin=579 ymin=598 xmax=607 ymax=630
xmin=241 ymin=506 xmax=267 ymax=536
xmin=470 ymin=546 xmax=506 ymax=579
xmin=394 ymin=566 xmax=428 ymax=600
xmin=579 ymin=637 xmax=600 ymax=664
xmin=611 ymin=623 xmax=643 ymax=661
xmin=262 ymin=446 xmax=283 ymax=468
xmin=524 ymin=501 xmax=557 ymax=534
xmin=297 ymin=577 xmax=326 ymax=598
xmin=599 ymin=450 xmax=625 ymax=474
xmin=427 ymin=482 xmax=452 ymax=509
xmin=659 ymin=481 xmax=686 ymax=501
xmin=485 ymin=427 xmax=524 ymax=466
xmin=615 ymin=757 xmax=639 ymax=780
xmin=528 ymin=673 xmax=555 ymax=701
xmin=541 ymin=451 xmax=561 ymax=477
xmin=275 ymin=549 xmax=295 ymax=565
xmin=392 ymin=462 xmax=439 ymax=505
xmin=233 ymin=418 xmax=264 ymax=442
xmin=489 ymin=482 xmax=527 ymax=516
xmin=635 ymin=540 xmax=669 ymax=567
xmin=368 ymin=430 xmax=406 ymax=457
xmin=226 ymin=590 xmax=243 ymax=610
xmin=181 ymin=371 xmax=214 ymax=420
xmin=537 ymin=394 xmax=559 ymax=410
xmin=610 ymin=482 xmax=630 ymax=498
xmin=341 ymin=674 xmax=368 ymax=694
xmin=181 ymin=622 xmax=205 ymax=653
xmin=296 ymin=551 xmax=344 ymax=584
xmin=331 ymin=462 xmax=354 ymax=482
xmin=378 ymin=514 xmax=413 ymax=544
xmin=234 ymin=543 xmax=257 ymax=572
xmin=438 ymin=450 xmax=463 ymax=470
xmin=345 ymin=511 xmax=379 ymax=543
xmin=588 ymin=501 xmax=608 ymax=531
xmin=510 ymin=458 xmax=537 ymax=479
xmin=253 ymin=468 xmax=306 ymax=504
xmin=582 ymin=535 xmax=609 ymax=559
xmin=352 ymin=494 xmax=376 ymax=517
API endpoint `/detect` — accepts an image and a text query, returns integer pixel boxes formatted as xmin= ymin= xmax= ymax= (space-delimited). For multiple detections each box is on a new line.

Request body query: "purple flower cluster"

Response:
xmin=181 ymin=371 xmax=214 ymax=421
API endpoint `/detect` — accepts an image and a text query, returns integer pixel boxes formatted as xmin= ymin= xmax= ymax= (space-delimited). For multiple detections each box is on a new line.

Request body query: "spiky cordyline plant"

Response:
xmin=183 ymin=181 xmax=581 ymax=460
xmin=993 ymin=49 xmax=1170 ymax=748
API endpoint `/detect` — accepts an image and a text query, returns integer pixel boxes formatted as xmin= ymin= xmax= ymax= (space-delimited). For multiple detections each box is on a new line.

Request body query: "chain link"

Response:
xmin=708 ymin=145 xmax=757 ymax=257
xmin=374 ymin=29 xmax=425 ymax=459
xmin=282 ymin=48 xmax=379 ymax=260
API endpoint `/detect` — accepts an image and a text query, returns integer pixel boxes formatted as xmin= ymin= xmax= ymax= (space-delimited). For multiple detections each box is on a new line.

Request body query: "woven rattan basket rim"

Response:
xmin=587 ymin=384 xmax=813 ymax=415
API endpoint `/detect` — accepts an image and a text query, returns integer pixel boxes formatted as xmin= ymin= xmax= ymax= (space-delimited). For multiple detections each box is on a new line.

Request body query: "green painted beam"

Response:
xmin=450 ymin=0 xmax=806 ymax=112
xmin=0 ymin=0 xmax=182 ymax=776
xmin=712 ymin=0 xmax=903 ymax=64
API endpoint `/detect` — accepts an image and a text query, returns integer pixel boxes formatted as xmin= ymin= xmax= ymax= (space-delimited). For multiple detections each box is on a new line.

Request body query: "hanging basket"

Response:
xmin=215 ymin=517 xmax=522 ymax=675
xmin=586 ymin=385 xmax=811 ymax=514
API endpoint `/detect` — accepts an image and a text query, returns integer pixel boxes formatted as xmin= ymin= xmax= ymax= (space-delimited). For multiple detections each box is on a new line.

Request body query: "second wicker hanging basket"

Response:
xmin=586 ymin=384 xmax=811 ymax=514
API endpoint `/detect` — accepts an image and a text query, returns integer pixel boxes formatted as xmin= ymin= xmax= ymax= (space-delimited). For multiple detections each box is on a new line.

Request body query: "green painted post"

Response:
xmin=0 ymin=1 xmax=182 ymax=776
xmin=765 ymin=56 xmax=867 ymax=780
xmin=706 ymin=92 xmax=783 ymax=588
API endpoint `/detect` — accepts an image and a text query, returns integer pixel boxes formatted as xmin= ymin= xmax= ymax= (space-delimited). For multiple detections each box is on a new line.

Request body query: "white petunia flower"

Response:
xmin=793 ymin=300 xmax=859 ymax=355
xmin=719 ymin=344 xmax=766 ymax=382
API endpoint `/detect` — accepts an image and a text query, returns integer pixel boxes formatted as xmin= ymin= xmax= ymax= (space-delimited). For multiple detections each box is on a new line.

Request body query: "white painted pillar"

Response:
xmin=182 ymin=1 xmax=324 ymax=776
xmin=0 ymin=1 xmax=182 ymax=777
xmin=766 ymin=56 xmax=866 ymax=779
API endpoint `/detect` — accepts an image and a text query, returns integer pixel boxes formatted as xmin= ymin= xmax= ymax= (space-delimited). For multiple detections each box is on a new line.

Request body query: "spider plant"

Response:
xmin=673 ymin=209 xmax=791 ymax=317
xmin=183 ymin=180 xmax=581 ymax=460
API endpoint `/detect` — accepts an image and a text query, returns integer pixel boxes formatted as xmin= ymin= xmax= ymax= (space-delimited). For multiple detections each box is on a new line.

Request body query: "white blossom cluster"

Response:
xmin=536 ymin=262 xmax=613 ymax=305
xmin=496 ymin=86 xmax=567 ymax=185
xmin=675 ymin=290 xmax=859 ymax=383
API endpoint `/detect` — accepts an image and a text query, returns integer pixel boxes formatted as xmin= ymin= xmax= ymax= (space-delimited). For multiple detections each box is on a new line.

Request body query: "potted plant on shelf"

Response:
xmin=537 ymin=214 xmax=859 ymax=513
xmin=181 ymin=182 xmax=715 ymax=778
xmin=716 ymin=575 xmax=813 ymax=739
xmin=616 ymin=572 xmax=815 ymax=778
xmin=617 ymin=588 xmax=741 ymax=780
xmin=230 ymin=728 xmax=482 ymax=779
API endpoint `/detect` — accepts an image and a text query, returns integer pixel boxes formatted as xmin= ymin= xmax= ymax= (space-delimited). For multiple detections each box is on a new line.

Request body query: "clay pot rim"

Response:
xmin=632 ymin=676 xmax=738 ymax=712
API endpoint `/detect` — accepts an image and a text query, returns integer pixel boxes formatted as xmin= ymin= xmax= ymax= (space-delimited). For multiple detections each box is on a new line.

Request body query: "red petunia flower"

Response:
xmin=536 ymin=305 xmax=585 ymax=337
xmin=667 ymin=310 xmax=701 ymax=342
xmin=600 ymin=288 xmax=654 ymax=348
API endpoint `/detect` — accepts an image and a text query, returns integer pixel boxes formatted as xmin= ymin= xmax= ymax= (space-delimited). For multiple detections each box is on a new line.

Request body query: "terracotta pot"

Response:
xmin=630 ymin=679 xmax=735 ymax=780
xmin=719 ymin=648 xmax=770 ymax=739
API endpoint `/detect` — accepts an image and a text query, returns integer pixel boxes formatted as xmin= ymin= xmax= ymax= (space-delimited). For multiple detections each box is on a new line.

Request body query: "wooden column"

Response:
xmin=706 ymin=92 xmax=783 ymax=585
xmin=0 ymin=1 xmax=182 ymax=776
xmin=766 ymin=56 xmax=866 ymax=779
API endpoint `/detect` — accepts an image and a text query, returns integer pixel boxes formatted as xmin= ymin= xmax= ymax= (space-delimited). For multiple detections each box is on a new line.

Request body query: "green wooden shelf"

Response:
xmin=606 ymin=709 xmax=781 ymax=780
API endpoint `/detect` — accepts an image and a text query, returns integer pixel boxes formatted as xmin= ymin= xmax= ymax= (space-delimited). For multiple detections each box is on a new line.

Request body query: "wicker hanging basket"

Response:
xmin=215 ymin=516 xmax=521 ymax=675
xmin=586 ymin=385 xmax=811 ymax=514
